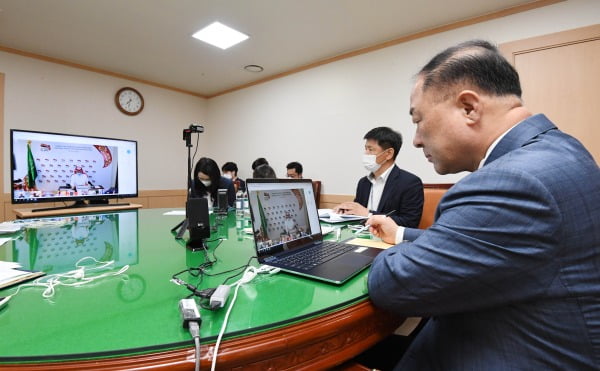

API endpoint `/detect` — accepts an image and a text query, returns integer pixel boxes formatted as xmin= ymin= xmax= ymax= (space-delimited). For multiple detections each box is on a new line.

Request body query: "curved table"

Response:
xmin=0 ymin=208 xmax=401 ymax=369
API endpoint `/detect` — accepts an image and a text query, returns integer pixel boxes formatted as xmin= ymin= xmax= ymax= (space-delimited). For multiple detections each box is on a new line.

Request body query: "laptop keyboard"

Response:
xmin=276 ymin=242 xmax=357 ymax=270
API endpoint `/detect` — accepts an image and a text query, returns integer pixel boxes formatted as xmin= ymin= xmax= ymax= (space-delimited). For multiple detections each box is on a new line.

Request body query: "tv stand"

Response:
xmin=14 ymin=202 xmax=142 ymax=219
xmin=31 ymin=199 xmax=121 ymax=212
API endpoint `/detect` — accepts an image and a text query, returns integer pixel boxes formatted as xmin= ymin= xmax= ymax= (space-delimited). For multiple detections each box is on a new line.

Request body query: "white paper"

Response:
xmin=163 ymin=210 xmax=186 ymax=216
xmin=0 ymin=261 xmax=22 ymax=270
xmin=0 ymin=223 xmax=23 ymax=234
xmin=0 ymin=238 xmax=14 ymax=246
xmin=318 ymin=209 xmax=367 ymax=223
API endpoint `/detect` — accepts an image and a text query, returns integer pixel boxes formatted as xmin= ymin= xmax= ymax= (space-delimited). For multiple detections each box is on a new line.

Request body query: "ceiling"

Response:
xmin=0 ymin=0 xmax=551 ymax=98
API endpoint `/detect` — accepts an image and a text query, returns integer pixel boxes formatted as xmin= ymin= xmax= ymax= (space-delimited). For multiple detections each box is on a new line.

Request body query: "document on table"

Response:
xmin=0 ymin=261 xmax=45 ymax=290
xmin=318 ymin=209 xmax=367 ymax=223
xmin=0 ymin=222 xmax=23 ymax=235
xmin=345 ymin=238 xmax=393 ymax=250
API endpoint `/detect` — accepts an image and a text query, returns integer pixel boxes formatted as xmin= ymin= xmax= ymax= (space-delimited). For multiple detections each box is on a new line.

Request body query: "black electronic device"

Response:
xmin=246 ymin=178 xmax=382 ymax=285
xmin=186 ymin=198 xmax=210 ymax=250
xmin=217 ymin=188 xmax=228 ymax=214
xmin=10 ymin=129 xmax=138 ymax=212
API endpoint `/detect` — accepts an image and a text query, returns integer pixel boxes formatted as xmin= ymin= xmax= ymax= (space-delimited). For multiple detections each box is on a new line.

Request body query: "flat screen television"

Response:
xmin=10 ymin=129 xmax=138 ymax=211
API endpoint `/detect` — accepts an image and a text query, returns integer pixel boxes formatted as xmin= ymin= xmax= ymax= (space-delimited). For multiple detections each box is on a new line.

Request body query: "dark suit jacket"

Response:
xmin=354 ymin=165 xmax=423 ymax=227
xmin=368 ymin=114 xmax=600 ymax=368
xmin=217 ymin=176 xmax=236 ymax=207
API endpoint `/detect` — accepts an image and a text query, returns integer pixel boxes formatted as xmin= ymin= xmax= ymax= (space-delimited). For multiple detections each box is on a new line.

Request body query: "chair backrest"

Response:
xmin=418 ymin=187 xmax=447 ymax=229
xmin=312 ymin=180 xmax=322 ymax=208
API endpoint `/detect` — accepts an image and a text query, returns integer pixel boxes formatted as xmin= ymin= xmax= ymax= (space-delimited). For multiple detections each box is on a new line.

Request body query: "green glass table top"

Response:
xmin=0 ymin=208 xmax=374 ymax=362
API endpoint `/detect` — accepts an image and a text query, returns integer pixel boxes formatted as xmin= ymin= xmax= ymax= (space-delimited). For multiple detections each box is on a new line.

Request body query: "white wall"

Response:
xmin=206 ymin=0 xmax=600 ymax=195
xmin=3 ymin=0 xmax=599 ymax=196
xmin=2 ymin=51 xmax=208 ymax=191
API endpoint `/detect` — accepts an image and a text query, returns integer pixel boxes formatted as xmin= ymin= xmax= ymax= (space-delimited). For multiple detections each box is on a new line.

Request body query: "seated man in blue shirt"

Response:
xmin=334 ymin=126 xmax=424 ymax=227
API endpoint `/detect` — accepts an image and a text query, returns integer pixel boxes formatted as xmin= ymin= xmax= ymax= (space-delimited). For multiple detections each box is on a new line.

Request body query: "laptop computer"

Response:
xmin=246 ymin=178 xmax=382 ymax=284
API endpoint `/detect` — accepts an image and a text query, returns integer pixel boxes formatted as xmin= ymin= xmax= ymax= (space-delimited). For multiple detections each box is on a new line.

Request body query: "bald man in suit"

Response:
xmin=367 ymin=40 xmax=600 ymax=369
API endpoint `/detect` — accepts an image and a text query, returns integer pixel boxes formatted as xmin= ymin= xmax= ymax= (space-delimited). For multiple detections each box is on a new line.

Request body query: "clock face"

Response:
xmin=115 ymin=87 xmax=144 ymax=115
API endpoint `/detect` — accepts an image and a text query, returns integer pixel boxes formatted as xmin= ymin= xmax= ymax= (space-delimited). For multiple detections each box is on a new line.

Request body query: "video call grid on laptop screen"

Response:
xmin=247 ymin=180 xmax=321 ymax=257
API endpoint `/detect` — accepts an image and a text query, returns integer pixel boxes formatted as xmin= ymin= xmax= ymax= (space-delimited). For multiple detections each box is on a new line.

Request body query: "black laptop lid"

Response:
xmin=246 ymin=179 xmax=322 ymax=261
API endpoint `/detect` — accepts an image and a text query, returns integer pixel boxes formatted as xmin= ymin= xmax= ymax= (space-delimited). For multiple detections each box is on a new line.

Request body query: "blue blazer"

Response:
xmin=368 ymin=114 xmax=600 ymax=369
xmin=354 ymin=165 xmax=423 ymax=227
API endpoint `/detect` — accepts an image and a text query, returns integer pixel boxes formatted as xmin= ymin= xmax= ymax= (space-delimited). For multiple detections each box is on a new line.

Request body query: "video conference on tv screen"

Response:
xmin=11 ymin=129 xmax=138 ymax=203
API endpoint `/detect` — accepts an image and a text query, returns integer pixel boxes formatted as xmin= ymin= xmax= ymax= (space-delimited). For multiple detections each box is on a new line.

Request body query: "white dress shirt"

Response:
xmin=367 ymin=164 xmax=394 ymax=211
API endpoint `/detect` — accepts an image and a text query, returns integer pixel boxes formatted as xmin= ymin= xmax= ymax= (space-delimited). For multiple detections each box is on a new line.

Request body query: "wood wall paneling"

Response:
xmin=0 ymin=186 xmax=455 ymax=221
xmin=500 ymin=24 xmax=600 ymax=163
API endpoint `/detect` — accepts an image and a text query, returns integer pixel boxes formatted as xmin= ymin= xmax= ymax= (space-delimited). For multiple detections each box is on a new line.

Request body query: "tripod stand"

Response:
xmin=171 ymin=125 xmax=206 ymax=246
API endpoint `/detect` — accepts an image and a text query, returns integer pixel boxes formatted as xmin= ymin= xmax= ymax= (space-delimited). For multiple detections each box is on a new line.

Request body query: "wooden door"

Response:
xmin=501 ymin=24 xmax=600 ymax=163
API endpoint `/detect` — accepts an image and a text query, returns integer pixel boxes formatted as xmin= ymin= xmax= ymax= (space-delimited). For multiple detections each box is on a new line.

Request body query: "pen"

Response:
xmin=354 ymin=210 xmax=396 ymax=234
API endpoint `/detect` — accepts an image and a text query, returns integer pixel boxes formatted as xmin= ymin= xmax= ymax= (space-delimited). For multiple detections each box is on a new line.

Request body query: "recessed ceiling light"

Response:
xmin=192 ymin=21 xmax=249 ymax=50
xmin=244 ymin=64 xmax=264 ymax=73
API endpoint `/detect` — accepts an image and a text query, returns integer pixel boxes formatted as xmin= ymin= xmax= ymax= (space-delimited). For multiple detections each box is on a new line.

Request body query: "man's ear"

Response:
xmin=381 ymin=147 xmax=394 ymax=162
xmin=456 ymin=90 xmax=481 ymax=124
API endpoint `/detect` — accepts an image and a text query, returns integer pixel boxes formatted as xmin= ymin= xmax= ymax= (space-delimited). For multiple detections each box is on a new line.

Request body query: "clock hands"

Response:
xmin=116 ymin=87 xmax=143 ymax=115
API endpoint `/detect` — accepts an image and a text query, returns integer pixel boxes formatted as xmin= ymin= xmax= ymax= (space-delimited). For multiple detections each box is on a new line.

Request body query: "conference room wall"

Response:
xmin=1 ymin=50 xmax=208 ymax=194
xmin=1 ymin=0 xmax=598 ymax=199
xmin=205 ymin=0 xmax=600 ymax=195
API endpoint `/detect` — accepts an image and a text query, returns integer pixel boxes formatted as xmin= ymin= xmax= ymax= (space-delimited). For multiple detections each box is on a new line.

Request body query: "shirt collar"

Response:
xmin=368 ymin=163 xmax=394 ymax=183
xmin=477 ymin=122 xmax=521 ymax=169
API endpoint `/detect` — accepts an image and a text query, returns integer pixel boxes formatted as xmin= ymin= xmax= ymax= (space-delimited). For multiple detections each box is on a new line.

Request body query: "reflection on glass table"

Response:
xmin=12 ymin=210 xmax=139 ymax=275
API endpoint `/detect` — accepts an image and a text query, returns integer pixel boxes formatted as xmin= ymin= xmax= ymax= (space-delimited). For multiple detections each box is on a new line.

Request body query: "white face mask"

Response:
xmin=200 ymin=179 xmax=212 ymax=187
xmin=362 ymin=153 xmax=382 ymax=173
xmin=223 ymin=173 xmax=233 ymax=179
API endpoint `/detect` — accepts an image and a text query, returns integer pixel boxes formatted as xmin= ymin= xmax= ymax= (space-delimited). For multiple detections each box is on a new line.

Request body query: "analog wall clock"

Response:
xmin=115 ymin=87 xmax=144 ymax=115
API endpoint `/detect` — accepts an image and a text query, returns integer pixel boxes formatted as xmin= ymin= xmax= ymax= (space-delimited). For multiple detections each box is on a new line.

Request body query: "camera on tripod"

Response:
xmin=188 ymin=124 xmax=204 ymax=133
xmin=182 ymin=124 xmax=204 ymax=145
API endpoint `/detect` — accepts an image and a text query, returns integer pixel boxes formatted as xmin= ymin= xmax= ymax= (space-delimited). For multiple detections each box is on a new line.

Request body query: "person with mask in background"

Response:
xmin=192 ymin=157 xmax=236 ymax=208
xmin=221 ymin=161 xmax=246 ymax=192
xmin=334 ymin=126 xmax=423 ymax=227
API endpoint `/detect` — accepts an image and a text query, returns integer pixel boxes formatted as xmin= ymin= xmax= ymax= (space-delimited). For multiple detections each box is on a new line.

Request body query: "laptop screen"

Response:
xmin=246 ymin=179 xmax=322 ymax=258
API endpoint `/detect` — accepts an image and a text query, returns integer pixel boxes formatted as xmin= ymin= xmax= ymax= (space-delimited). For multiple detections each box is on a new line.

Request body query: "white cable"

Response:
xmin=6 ymin=257 xmax=129 ymax=300
xmin=210 ymin=265 xmax=257 ymax=371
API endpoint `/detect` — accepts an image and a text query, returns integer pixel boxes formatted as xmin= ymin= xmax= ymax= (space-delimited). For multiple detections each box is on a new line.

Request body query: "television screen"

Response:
xmin=10 ymin=129 xmax=138 ymax=206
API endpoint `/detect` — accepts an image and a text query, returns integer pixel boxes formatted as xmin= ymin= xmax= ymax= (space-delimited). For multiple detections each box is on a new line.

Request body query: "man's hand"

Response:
xmin=366 ymin=215 xmax=399 ymax=244
xmin=333 ymin=202 xmax=369 ymax=216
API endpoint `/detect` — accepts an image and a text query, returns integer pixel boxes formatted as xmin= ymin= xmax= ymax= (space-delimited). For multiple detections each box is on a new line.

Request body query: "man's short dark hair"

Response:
xmin=419 ymin=39 xmax=522 ymax=99
xmin=252 ymin=158 xmax=269 ymax=170
xmin=221 ymin=162 xmax=238 ymax=175
xmin=364 ymin=127 xmax=403 ymax=160
xmin=286 ymin=161 xmax=303 ymax=175
xmin=253 ymin=164 xmax=277 ymax=179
